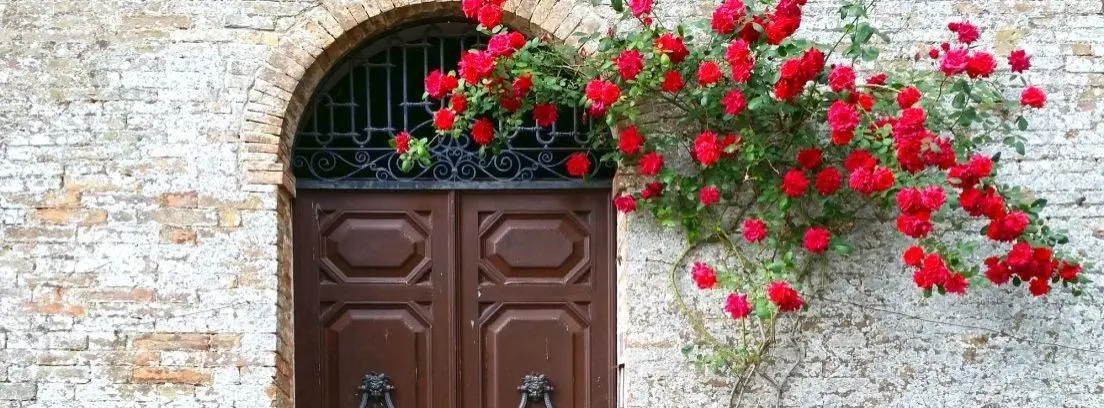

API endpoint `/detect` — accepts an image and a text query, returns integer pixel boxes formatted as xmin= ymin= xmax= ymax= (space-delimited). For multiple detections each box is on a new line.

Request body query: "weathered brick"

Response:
xmin=158 ymin=192 xmax=199 ymax=208
xmin=131 ymin=367 xmax=211 ymax=385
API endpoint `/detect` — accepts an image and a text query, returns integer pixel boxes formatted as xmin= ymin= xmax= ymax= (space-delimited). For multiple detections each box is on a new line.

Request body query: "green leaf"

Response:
xmin=610 ymin=0 xmax=623 ymax=13
xmin=1016 ymin=116 xmax=1028 ymax=131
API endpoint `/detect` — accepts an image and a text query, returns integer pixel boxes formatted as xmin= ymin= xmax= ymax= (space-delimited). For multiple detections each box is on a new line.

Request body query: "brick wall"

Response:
xmin=0 ymin=0 xmax=1100 ymax=407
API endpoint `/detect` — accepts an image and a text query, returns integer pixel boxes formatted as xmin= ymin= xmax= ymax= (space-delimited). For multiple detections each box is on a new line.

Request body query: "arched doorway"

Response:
xmin=290 ymin=20 xmax=616 ymax=408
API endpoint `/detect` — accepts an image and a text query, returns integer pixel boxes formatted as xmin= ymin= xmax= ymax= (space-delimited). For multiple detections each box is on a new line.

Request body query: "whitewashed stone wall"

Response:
xmin=0 ymin=1 xmax=1100 ymax=407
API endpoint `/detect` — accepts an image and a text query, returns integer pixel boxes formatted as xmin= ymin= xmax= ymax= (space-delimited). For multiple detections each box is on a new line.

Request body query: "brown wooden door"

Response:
xmin=294 ymin=190 xmax=614 ymax=408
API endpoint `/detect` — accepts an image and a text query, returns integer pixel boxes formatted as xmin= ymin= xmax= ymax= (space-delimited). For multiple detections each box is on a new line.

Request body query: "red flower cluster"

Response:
xmin=462 ymin=0 xmax=506 ymax=29
xmin=693 ymin=131 xmax=722 ymax=166
xmin=655 ymin=33 xmax=689 ymax=64
xmin=724 ymin=39 xmax=754 ymax=84
xmin=764 ymin=0 xmax=804 ymax=45
xmin=640 ymin=152 xmax=664 ymax=175
xmin=584 ymin=79 xmax=621 ymax=116
xmin=828 ymin=65 xmax=855 ymax=92
xmin=533 ymin=103 xmax=558 ymax=126
xmin=773 ymin=47 xmax=823 ymax=100
xmin=947 ymin=21 xmax=979 ymax=44
xmin=613 ymin=194 xmax=636 ymax=213
xmin=847 ymin=164 xmax=894 ymax=195
xmin=424 ymin=70 xmax=459 ymax=99
xmin=697 ymin=61 xmax=723 ymax=86
xmin=896 ymin=86 xmax=922 ymax=109
xmin=487 ymin=31 xmax=526 ymax=57
xmin=393 ymin=131 xmax=411 ymax=154
xmin=895 ymin=186 xmax=944 ymax=238
xmin=984 ymin=243 xmax=1080 ymax=296
xmin=814 ymin=167 xmax=842 ymax=196
xmin=691 ymin=262 xmax=717 ymax=289
xmin=826 ymin=100 xmax=860 ymax=145
xmin=802 ymin=227 xmax=830 ymax=253
xmin=660 ymin=70 xmax=684 ymax=93
xmin=889 ymin=107 xmax=956 ymax=173
xmin=699 ymin=185 xmax=720 ymax=206
xmin=724 ymin=293 xmax=752 ymax=319
xmin=458 ymin=49 xmax=496 ymax=83
xmin=471 ymin=117 xmax=495 ymax=145
xmin=766 ymin=280 xmax=804 ymax=312
xmin=722 ymin=89 xmax=747 ymax=116
xmin=614 ymin=50 xmax=645 ymax=81
xmin=565 ymin=152 xmax=590 ymax=177
xmin=711 ymin=0 xmax=747 ymax=35
xmin=618 ymin=125 xmax=645 ymax=155
xmin=742 ymin=218 xmax=767 ymax=243
xmin=627 ymin=0 xmax=653 ymax=24
xmin=781 ymin=169 xmax=809 ymax=197
xmin=640 ymin=181 xmax=664 ymax=199
xmin=906 ymin=249 xmax=968 ymax=294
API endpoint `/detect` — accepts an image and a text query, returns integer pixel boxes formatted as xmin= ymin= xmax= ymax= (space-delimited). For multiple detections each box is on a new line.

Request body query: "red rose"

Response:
xmin=986 ymin=211 xmax=1029 ymax=242
xmin=628 ymin=0 xmax=653 ymax=19
xmin=828 ymin=65 xmax=855 ymax=92
xmin=614 ymin=50 xmax=645 ymax=81
xmin=902 ymin=246 xmax=924 ymax=267
xmin=796 ymin=148 xmax=822 ymax=169
xmin=800 ymin=47 xmax=824 ymax=78
xmin=928 ymin=48 xmax=940 ymax=59
xmin=394 ymin=131 xmax=411 ymax=153
xmin=919 ymin=186 xmax=946 ymax=212
xmin=1058 ymin=261 xmax=1081 ymax=281
xmin=943 ymin=273 xmax=968 ymax=294
xmin=857 ymin=93 xmax=874 ymax=111
xmin=640 ymin=152 xmax=664 ymax=175
xmin=764 ymin=14 xmax=801 ymax=45
xmin=433 ymin=109 xmax=456 ymax=130
xmin=696 ymin=61 xmax=723 ymax=86
xmin=948 ymin=21 xmax=979 ymax=44
xmin=618 ymin=125 xmax=645 ymax=155
xmin=660 ymin=70 xmax=684 ymax=93
xmin=896 ymin=211 xmax=932 ymax=238
xmin=424 ymin=70 xmax=458 ymax=99
xmin=512 ymin=74 xmax=533 ymax=97
xmin=826 ymin=100 xmax=859 ymax=133
xmin=766 ymin=280 xmax=804 ymax=312
xmin=1028 ymin=277 xmax=1049 ymax=296
xmin=984 ymin=257 xmax=1011 ymax=285
xmin=449 ymin=93 xmax=467 ymax=113
xmin=866 ymin=73 xmax=887 ymax=85
xmin=965 ymin=52 xmax=996 ymax=78
xmin=724 ymin=293 xmax=752 ymax=319
xmin=488 ymin=32 xmax=518 ymax=57
xmin=872 ymin=166 xmax=895 ymax=191
xmin=742 ymin=218 xmax=768 ymax=243
xmin=1008 ymin=49 xmax=1031 ymax=73
xmin=843 ymin=149 xmax=877 ymax=172
xmin=721 ymin=89 xmax=747 ymax=116
xmin=471 ymin=117 xmax=495 ymax=145
xmin=691 ymin=262 xmax=717 ymax=289
xmin=896 ymin=86 xmax=922 ymax=109
xmin=613 ymin=194 xmax=637 ymax=213
xmin=693 ymin=131 xmax=722 ymax=166
xmin=462 ymin=0 xmax=481 ymax=17
xmin=641 ymin=181 xmax=664 ymax=199
xmin=802 ymin=227 xmax=830 ymax=253
xmin=781 ymin=169 xmax=809 ymax=197
xmin=813 ymin=167 xmax=842 ymax=196
xmin=724 ymin=39 xmax=750 ymax=67
xmin=1020 ymin=86 xmax=1046 ymax=108
xmin=939 ymin=48 xmax=968 ymax=76
xmin=699 ymin=185 xmax=720 ymax=206
xmin=848 ymin=166 xmax=893 ymax=195
xmin=565 ymin=152 xmax=590 ymax=177
xmin=711 ymin=0 xmax=747 ymax=35
xmin=533 ymin=103 xmax=558 ymax=126
xmin=508 ymin=31 xmax=526 ymax=49
xmin=458 ymin=50 xmax=495 ymax=83
xmin=655 ymin=33 xmax=689 ymax=63
xmin=477 ymin=4 xmax=502 ymax=29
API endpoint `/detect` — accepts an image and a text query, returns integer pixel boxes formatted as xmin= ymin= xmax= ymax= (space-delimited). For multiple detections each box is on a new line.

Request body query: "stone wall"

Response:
xmin=0 ymin=1 xmax=1100 ymax=408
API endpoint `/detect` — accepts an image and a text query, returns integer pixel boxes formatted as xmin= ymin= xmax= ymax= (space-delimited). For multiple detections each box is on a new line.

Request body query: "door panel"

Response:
xmin=460 ymin=191 xmax=614 ymax=408
xmin=295 ymin=191 xmax=456 ymax=408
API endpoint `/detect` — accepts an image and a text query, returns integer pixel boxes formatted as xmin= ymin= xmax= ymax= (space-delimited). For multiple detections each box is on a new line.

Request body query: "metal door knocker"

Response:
xmin=357 ymin=372 xmax=396 ymax=408
xmin=517 ymin=373 xmax=554 ymax=408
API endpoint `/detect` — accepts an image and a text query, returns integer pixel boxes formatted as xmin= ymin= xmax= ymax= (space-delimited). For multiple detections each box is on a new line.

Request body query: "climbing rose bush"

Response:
xmin=407 ymin=0 xmax=1094 ymax=377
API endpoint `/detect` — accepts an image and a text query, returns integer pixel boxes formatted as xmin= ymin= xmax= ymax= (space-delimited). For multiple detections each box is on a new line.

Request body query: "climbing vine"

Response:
xmin=404 ymin=0 xmax=1095 ymax=396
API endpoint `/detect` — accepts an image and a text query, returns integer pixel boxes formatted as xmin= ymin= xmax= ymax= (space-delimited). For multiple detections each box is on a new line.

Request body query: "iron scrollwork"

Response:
xmin=517 ymin=373 xmax=554 ymax=408
xmin=291 ymin=22 xmax=613 ymax=190
xmin=357 ymin=372 xmax=396 ymax=408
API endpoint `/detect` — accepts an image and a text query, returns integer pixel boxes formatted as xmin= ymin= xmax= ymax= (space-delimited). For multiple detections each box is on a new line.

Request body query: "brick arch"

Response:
xmin=248 ymin=1 xmax=609 ymax=406
xmin=238 ymin=0 xmax=610 ymax=194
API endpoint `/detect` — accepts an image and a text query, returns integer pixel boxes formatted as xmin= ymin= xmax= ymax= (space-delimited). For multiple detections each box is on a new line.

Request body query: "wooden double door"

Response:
xmin=293 ymin=190 xmax=615 ymax=408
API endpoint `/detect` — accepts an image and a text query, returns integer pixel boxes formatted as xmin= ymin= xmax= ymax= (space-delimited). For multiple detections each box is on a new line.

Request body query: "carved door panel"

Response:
xmin=459 ymin=191 xmax=615 ymax=408
xmin=294 ymin=191 xmax=456 ymax=408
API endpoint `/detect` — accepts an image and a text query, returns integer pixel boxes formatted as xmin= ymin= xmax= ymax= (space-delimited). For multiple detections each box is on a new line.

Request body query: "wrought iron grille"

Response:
xmin=292 ymin=21 xmax=614 ymax=190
